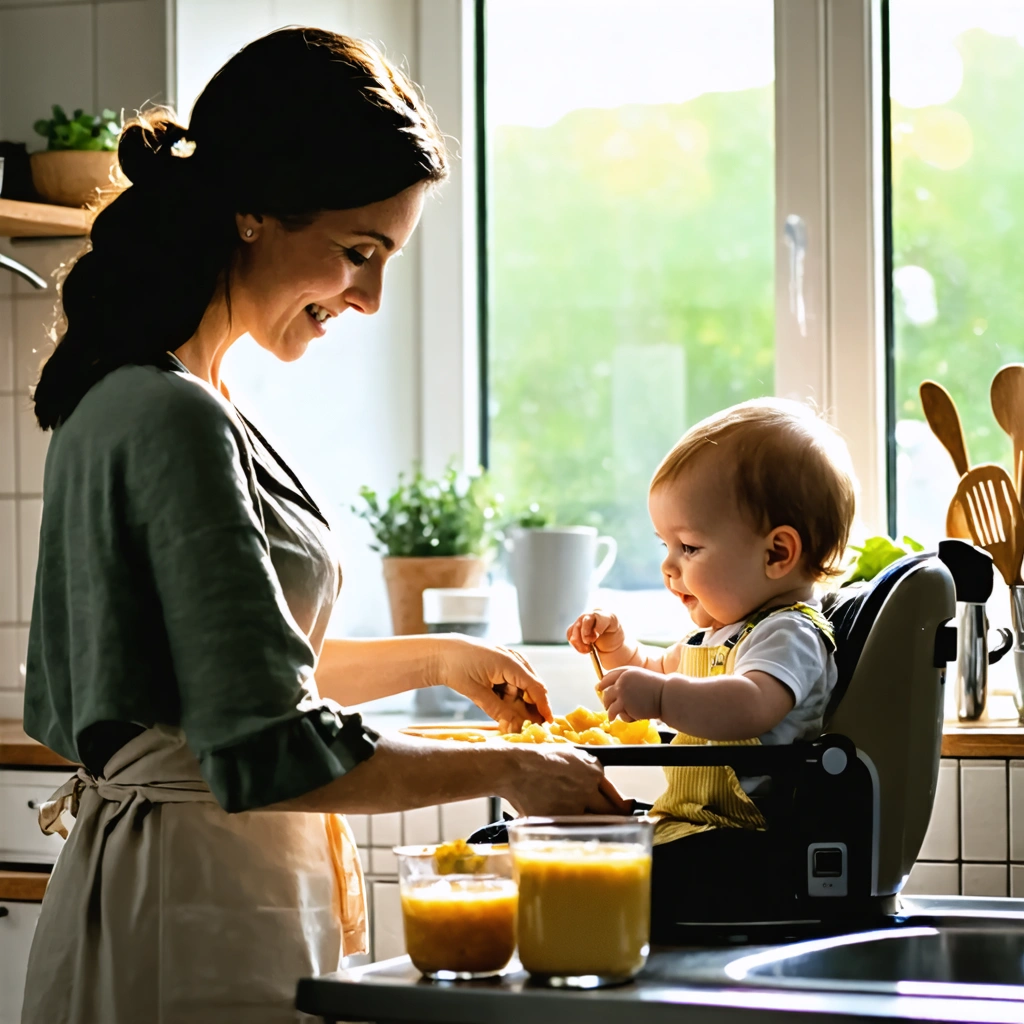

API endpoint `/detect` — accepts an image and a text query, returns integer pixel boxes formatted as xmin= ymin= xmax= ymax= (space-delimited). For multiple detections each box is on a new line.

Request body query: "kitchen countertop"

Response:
xmin=0 ymin=870 xmax=48 ymax=901
xmin=0 ymin=719 xmax=73 ymax=768
xmin=296 ymin=948 xmax=1024 ymax=1024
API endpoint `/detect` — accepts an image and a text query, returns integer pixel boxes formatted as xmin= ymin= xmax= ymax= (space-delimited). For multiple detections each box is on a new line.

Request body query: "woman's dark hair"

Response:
xmin=33 ymin=28 xmax=447 ymax=429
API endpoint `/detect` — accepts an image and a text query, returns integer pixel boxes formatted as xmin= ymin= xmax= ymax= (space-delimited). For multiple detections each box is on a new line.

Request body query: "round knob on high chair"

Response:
xmin=822 ymin=747 xmax=848 ymax=775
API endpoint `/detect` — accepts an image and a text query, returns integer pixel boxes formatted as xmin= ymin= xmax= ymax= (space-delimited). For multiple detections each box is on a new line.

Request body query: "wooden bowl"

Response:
xmin=29 ymin=150 xmax=118 ymax=207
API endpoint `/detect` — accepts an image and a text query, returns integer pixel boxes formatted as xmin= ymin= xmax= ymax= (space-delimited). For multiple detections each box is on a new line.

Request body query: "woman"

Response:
xmin=20 ymin=28 xmax=623 ymax=1024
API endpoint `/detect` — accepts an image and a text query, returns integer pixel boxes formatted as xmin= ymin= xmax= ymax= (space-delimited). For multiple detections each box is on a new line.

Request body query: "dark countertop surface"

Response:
xmin=296 ymin=952 xmax=1023 ymax=1024
xmin=297 ymin=897 xmax=1024 ymax=1024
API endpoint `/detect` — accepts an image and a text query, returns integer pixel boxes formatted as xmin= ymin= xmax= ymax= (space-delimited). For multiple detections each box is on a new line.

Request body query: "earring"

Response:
xmin=244 ymin=228 xmax=254 ymax=238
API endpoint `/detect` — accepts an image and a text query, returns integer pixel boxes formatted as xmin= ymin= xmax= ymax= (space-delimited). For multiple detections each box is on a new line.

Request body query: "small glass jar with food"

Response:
xmin=394 ymin=840 xmax=517 ymax=980
xmin=508 ymin=816 xmax=653 ymax=988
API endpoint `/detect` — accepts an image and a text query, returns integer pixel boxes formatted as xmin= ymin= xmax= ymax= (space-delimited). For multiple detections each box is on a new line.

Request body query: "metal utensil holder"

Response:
xmin=958 ymin=602 xmax=1012 ymax=720
xmin=1009 ymin=586 xmax=1024 ymax=722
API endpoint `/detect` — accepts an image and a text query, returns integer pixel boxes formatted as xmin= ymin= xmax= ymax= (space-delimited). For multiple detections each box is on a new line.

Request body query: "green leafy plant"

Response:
xmin=34 ymin=105 xmax=121 ymax=152
xmin=843 ymin=535 xmax=924 ymax=586
xmin=353 ymin=463 xmax=500 ymax=558
xmin=509 ymin=501 xmax=553 ymax=529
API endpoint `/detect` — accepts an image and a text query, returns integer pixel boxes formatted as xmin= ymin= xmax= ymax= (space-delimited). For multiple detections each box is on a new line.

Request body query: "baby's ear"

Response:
xmin=764 ymin=526 xmax=803 ymax=579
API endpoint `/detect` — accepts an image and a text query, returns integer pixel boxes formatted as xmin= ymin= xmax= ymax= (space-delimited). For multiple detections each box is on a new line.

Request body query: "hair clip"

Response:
xmin=169 ymin=137 xmax=196 ymax=159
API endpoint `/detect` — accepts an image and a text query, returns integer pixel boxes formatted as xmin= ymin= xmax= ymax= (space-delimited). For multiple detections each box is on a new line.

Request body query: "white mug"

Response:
xmin=506 ymin=527 xmax=617 ymax=644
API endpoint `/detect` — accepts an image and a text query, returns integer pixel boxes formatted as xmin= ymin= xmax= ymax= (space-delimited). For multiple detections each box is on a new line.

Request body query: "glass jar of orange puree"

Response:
xmin=394 ymin=842 xmax=517 ymax=980
xmin=508 ymin=817 xmax=653 ymax=987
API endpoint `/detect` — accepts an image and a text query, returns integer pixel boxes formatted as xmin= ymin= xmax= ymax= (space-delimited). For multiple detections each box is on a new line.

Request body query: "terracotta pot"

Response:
xmin=381 ymin=556 xmax=487 ymax=635
xmin=30 ymin=150 xmax=118 ymax=207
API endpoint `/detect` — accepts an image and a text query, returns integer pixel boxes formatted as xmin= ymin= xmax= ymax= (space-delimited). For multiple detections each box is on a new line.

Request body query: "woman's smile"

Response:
xmin=304 ymin=302 xmax=338 ymax=336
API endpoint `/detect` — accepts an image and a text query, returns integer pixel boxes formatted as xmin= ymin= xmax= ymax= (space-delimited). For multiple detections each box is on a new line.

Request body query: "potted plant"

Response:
xmin=353 ymin=463 xmax=499 ymax=635
xmin=30 ymin=105 xmax=122 ymax=207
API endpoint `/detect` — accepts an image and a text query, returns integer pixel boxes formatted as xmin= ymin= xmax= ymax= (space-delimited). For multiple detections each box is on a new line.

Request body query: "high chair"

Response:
xmin=472 ymin=548 xmax=959 ymax=942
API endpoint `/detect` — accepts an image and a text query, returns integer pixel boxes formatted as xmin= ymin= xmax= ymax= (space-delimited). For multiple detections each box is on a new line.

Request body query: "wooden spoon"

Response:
xmin=956 ymin=464 xmax=1024 ymax=586
xmin=990 ymin=364 xmax=1024 ymax=498
xmin=920 ymin=381 xmax=972 ymax=538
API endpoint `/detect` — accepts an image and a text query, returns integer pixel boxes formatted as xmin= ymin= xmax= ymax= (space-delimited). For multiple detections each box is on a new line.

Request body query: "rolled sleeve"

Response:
xmin=130 ymin=375 xmax=376 ymax=811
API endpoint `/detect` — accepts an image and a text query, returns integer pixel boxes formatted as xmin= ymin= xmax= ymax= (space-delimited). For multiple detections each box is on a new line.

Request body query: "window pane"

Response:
xmin=891 ymin=2 xmax=1024 ymax=543
xmin=484 ymin=0 xmax=775 ymax=588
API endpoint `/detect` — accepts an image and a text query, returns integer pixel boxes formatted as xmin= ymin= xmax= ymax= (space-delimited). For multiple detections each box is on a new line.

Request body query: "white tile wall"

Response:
xmin=347 ymin=814 xmax=368 ymax=846
xmin=402 ymin=804 xmax=441 ymax=846
xmin=1012 ymin=864 xmax=1024 ymax=898
xmin=962 ymin=863 xmax=1008 ymax=897
xmin=0 ymin=395 xmax=15 ymax=493
xmin=439 ymin=798 xmax=492 ymax=842
xmin=370 ymin=881 xmax=405 ymax=962
xmin=917 ymin=758 xmax=959 ymax=861
xmin=17 ymin=497 xmax=41 ymax=623
xmin=0 ymin=296 xmax=13 ymax=392
xmin=0 ymin=0 xmax=166 ymax=704
xmin=369 ymin=812 xmax=402 ymax=848
xmin=95 ymin=0 xmax=168 ymax=115
xmin=0 ymin=4 xmax=95 ymax=148
xmin=16 ymin=400 xmax=47 ymax=494
xmin=12 ymin=293 xmax=55 ymax=393
xmin=369 ymin=847 xmax=398 ymax=877
xmin=0 ymin=500 xmax=17 ymax=623
xmin=960 ymin=760 xmax=1008 ymax=862
xmin=903 ymin=862 xmax=959 ymax=896
xmin=1010 ymin=760 xmax=1024 ymax=863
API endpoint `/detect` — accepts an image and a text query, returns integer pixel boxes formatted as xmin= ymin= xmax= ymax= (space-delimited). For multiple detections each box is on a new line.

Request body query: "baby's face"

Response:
xmin=649 ymin=459 xmax=780 ymax=631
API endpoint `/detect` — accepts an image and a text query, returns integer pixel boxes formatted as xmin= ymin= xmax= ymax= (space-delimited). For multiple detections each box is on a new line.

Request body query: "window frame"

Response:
xmin=417 ymin=0 xmax=890 ymax=542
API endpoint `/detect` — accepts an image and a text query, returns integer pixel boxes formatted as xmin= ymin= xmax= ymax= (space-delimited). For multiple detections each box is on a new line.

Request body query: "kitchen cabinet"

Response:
xmin=0 ymin=900 xmax=41 ymax=1024
xmin=0 ymin=769 xmax=74 ymax=864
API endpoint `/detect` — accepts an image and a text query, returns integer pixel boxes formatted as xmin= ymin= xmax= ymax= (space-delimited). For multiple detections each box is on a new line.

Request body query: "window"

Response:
xmin=890 ymin=2 xmax=1024 ymax=543
xmin=888 ymin=0 xmax=1024 ymax=708
xmin=482 ymin=0 xmax=776 ymax=590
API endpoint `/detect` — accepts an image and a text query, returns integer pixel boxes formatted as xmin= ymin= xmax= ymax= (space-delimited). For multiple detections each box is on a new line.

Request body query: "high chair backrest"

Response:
xmin=821 ymin=555 xmax=956 ymax=897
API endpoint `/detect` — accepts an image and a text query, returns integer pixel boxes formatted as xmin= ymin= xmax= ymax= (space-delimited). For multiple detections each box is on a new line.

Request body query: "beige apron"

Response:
xmin=21 ymin=724 xmax=366 ymax=1024
xmin=651 ymin=602 xmax=835 ymax=846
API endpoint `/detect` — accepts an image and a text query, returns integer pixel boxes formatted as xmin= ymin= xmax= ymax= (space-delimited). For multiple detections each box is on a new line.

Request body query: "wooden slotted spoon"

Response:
xmin=955 ymin=463 xmax=1024 ymax=586
xmin=919 ymin=381 xmax=971 ymax=538
xmin=990 ymin=364 xmax=1024 ymax=499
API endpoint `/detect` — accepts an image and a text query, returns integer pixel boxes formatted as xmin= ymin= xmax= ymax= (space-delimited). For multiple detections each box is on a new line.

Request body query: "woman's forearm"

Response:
xmin=315 ymin=635 xmax=443 ymax=705
xmin=265 ymin=732 xmax=625 ymax=818
xmin=268 ymin=733 xmax=513 ymax=814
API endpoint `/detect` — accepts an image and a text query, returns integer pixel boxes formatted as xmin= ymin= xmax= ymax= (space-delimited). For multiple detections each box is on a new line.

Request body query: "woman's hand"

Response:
xmin=436 ymin=635 xmax=552 ymax=733
xmin=597 ymin=666 xmax=666 ymax=723
xmin=500 ymin=744 xmax=633 ymax=816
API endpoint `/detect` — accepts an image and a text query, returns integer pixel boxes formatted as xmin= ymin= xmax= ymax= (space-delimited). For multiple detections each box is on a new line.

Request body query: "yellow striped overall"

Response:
xmin=651 ymin=602 xmax=835 ymax=846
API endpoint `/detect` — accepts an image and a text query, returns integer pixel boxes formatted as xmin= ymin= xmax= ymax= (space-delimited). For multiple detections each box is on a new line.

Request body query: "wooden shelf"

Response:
xmin=942 ymin=725 xmax=1024 ymax=758
xmin=0 ymin=197 xmax=89 ymax=237
xmin=0 ymin=869 xmax=49 ymax=902
xmin=0 ymin=719 xmax=74 ymax=768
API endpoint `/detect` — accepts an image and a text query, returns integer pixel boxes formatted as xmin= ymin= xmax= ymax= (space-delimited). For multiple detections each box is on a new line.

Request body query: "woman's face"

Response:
xmin=232 ymin=182 xmax=427 ymax=361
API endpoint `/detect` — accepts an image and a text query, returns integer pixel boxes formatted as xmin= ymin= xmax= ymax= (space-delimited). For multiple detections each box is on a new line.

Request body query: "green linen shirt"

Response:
xmin=23 ymin=353 xmax=377 ymax=812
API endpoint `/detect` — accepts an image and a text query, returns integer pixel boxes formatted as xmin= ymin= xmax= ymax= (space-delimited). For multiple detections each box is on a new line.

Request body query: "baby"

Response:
xmin=568 ymin=398 xmax=858 ymax=857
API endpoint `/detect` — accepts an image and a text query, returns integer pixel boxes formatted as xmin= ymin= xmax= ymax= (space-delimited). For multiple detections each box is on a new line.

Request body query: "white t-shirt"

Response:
xmin=699 ymin=598 xmax=837 ymax=746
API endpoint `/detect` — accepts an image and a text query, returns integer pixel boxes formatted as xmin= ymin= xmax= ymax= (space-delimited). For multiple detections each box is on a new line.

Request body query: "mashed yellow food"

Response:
xmin=401 ymin=878 xmax=518 ymax=976
xmin=514 ymin=840 xmax=652 ymax=977
xmin=500 ymin=705 xmax=661 ymax=746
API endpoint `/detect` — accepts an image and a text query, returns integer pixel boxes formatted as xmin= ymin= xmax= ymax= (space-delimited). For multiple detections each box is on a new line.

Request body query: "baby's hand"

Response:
xmin=566 ymin=610 xmax=626 ymax=655
xmin=597 ymin=667 xmax=665 ymax=723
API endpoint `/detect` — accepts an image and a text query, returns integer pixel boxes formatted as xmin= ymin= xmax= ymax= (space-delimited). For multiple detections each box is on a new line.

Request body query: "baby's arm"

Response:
xmin=598 ymin=667 xmax=794 ymax=738
xmin=567 ymin=611 xmax=684 ymax=674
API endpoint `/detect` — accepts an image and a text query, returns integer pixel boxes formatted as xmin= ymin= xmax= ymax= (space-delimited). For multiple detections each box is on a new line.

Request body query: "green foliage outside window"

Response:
xmin=488 ymin=26 xmax=1024 ymax=587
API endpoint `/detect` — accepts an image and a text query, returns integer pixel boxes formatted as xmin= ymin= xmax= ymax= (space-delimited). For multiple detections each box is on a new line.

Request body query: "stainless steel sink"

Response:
xmin=724 ymin=925 xmax=1024 ymax=1000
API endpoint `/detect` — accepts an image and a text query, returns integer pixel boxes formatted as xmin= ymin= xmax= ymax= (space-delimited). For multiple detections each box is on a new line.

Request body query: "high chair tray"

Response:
xmin=579 ymin=740 xmax=813 ymax=769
